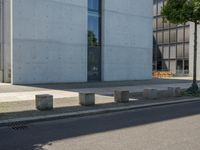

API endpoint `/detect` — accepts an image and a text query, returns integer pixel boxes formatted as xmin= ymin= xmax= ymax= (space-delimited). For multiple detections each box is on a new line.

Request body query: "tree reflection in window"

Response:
xmin=88 ymin=31 xmax=98 ymax=47
xmin=88 ymin=0 xmax=101 ymax=81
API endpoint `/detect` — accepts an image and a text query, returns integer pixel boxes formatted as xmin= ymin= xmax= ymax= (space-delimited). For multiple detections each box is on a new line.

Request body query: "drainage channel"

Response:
xmin=9 ymin=122 xmax=29 ymax=131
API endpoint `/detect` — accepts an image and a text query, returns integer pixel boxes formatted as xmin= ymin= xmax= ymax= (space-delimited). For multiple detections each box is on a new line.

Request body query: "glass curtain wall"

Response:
xmin=88 ymin=0 xmax=101 ymax=81
xmin=153 ymin=0 xmax=190 ymax=76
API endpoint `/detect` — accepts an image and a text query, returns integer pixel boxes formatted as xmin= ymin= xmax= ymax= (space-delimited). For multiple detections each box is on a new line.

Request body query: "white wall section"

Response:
xmin=102 ymin=0 xmax=153 ymax=81
xmin=12 ymin=0 xmax=88 ymax=84
xmin=10 ymin=0 xmax=153 ymax=84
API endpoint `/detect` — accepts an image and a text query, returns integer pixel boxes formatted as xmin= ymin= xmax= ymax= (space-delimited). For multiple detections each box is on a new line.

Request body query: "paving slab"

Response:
xmin=0 ymin=78 xmax=200 ymax=126
xmin=0 ymin=81 xmax=199 ymax=102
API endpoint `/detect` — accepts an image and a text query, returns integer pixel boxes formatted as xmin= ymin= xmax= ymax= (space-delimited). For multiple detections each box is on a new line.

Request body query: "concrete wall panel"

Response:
xmin=12 ymin=0 xmax=87 ymax=84
xmin=102 ymin=0 xmax=153 ymax=81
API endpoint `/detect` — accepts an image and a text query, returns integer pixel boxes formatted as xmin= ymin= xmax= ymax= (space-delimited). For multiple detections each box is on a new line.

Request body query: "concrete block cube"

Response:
xmin=143 ymin=89 xmax=158 ymax=99
xmin=168 ymin=87 xmax=181 ymax=97
xmin=35 ymin=94 xmax=53 ymax=111
xmin=79 ymin=93 xmax=95 ymax=106
xmin=114 ymin=91 xmax=130 ymax=103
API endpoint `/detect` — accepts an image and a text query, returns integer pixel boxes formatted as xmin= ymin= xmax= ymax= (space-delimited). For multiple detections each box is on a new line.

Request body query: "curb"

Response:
xmin=0 ymin=97 xmax=200 ymax=127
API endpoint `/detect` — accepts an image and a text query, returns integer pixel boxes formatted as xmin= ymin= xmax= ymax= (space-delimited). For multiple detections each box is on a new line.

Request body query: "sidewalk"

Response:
xmin=0 ymin=78 xmax=200 ymax=127
xmin=0 ymin=78 xmax=198 ymax=102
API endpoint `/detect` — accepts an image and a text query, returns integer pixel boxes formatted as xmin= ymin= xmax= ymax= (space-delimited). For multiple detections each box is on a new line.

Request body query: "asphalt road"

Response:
xmin=0 ymin=101 xmax=200 ymax=150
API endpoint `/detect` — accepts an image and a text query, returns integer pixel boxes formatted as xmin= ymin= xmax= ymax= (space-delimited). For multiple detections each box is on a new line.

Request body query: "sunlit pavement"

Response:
xmin=0 ymin=79 xmax=198 ymax=102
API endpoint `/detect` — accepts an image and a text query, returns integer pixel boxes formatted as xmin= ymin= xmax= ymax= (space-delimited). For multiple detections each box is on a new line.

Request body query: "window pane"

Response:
xmin=162 ymin=60 xmax=169 ymax=71
xmin=164 ymin=20 xmax=170 ymax=28
xmin=170 ymin=23 xmax=177 ymax=28
xmin=176 ymin=60 xmax=183 ymax=74
xmin=157 ymin=17 xmax=163 ymax=29
xmin=170 ymin=29 xmax=176 ymax=43
xmin=184 ymin=44 xmax=189 ymax=58
xmin=170 ymin=45 xmax=176 ymax=59
xmin=157 ymin=60 xmax=162 ymax=70
xmin=153 ymin=33 xmax=157 ymax=44
xmin=163 ymin=46 xmax=169 ymax=59
xmin=163 ymin=31 xmax=169 ymax=43
xmin=153 ymin=19 xmax=157 ymax=30
xmin=153 ymin=0 xmax=157 ymax=16
xmin=157 ymin=1 xmax=163 ymax=15
xmin=170 ymin=60 xmax=176 ymax=74
xmin=157 ymin=31 xmax=163 ymax=43
xmin=158 ymin=46 xmax=163 ymax=58
xmin=177 ymin=28 xmax=184 ymax=42
xmin=184 ymin=60 xmax=189 ymax=74
xmin=88 ymin=0 xmax=100 ymax=11
xmin=88 ymin=0 xmax=101 ymax=82
xmin=155 ymin=45 xmax=162 ymax=59
xmin=185 ymin=27 xmax=190 ymax=42
xmin=88 ymin=14 xmax=100 ymax=47
xmin=177 ymin=44 xmax=184 ymax=58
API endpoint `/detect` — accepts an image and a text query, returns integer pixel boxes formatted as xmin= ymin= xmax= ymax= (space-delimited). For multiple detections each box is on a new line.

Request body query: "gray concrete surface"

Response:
xmin=79 ymin=93 xmax=95 ymax=106
xmin=189 ymin=22 xmax=200 ymax=80
xmin=0 ymin=78 xmax=199 ymax=102
xmin=8 ymin=0 xmax=153 ymax=84
xmin=114 ymin=90 xmax=129 ymax=103
xmin=0 ymin=101 xmax=200 ymax=150
xmin=168 ymin=87 xmax=181 ymax=97
xmin=143 ymin=89 xmax=158 ymax=99
xmin=0 ymin=0 xmax=12 ymax=83
xmin=12 ymin=0 xmax=88 ymax=84
xmin=102 ymin=0 xmax=153 ymax=81
xmin=35 ymin=94 xmax=53 ymax=111
xmin=0 ymin=78 xmax=196 ymax=93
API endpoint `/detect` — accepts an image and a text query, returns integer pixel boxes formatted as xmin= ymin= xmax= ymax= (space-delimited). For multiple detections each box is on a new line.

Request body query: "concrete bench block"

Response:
xmin=79 ymin=93 xmax=95 ymax=106
xmin=35 ymin=94 xmax=53 ymax=111
xmin=143 ymin=89 xmax=158 ymax=99
xmin=168 ymin=87 xmax=181 ymax=97
xmin=114 ymin=91 xmax=130 ymax=103
xmin=157 ymin=90 xmax=171 ymax=98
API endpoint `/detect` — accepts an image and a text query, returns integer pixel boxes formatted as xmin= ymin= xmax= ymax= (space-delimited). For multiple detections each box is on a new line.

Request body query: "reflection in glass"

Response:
xmin=88 ymin=0 xmax=101 ymax=82
xmin=88 ymin=13 xmax=100 ymax=47
xmin=88 ymin=0 xmax=100 ymax=11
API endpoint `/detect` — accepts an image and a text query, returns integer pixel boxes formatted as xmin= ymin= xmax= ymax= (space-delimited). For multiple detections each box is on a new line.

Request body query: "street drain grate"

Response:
xmin=10 ymin=122 xmax=29 ymax=131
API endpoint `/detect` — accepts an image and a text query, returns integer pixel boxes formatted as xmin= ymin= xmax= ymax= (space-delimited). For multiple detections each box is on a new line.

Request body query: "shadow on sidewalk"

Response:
xmin=0 ymin=100 xmax=200 ymax=150
xmin=21 ymin=78 xmax=194 ymax=90
xmin=0 ymin=78 xmax=196 ymax=94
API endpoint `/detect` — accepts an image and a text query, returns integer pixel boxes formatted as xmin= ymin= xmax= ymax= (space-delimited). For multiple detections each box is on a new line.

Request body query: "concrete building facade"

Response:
xmin=0 ymin=0 xmax=153 ymax=84
xmin=189 ymin=23 xmax=200 ymax=80
xmin=153 ymin=0 xmax=200 ymax=80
